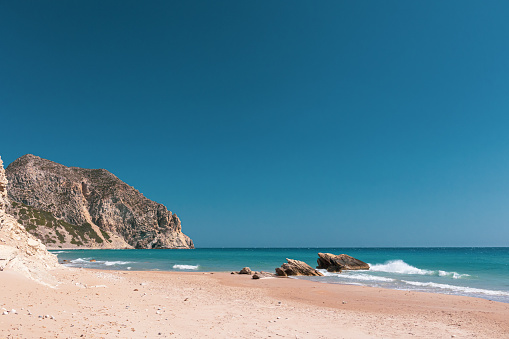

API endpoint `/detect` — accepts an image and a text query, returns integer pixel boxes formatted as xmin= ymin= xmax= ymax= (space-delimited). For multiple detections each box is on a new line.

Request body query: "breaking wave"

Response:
xmin=369 ymin=260 xmax=469 ymax=279
xmin=66 ymin=258 xmax=132 ymax=267
xmin=318 ymin=270 xmax=394 ymax=282
xmin=173 ymin=264 xmax=199 ymax=270
xmin=104 ymin=261 xmax=132 ymax=266
xmin=401 ymin=280 xmax=509 ymax=297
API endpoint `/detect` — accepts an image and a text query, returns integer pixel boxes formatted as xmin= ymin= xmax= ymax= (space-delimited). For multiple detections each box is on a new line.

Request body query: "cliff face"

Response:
xmin=6 ymin=154 xmax=194 ymax=249
xmin=0 ymin=156 xmax=58 ymax=283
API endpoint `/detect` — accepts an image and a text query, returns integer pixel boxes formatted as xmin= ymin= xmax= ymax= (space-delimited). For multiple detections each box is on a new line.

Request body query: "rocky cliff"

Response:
xmin=0 ymin=156 xmax=58 ymax=282
xmin=6 ymin=154 xmax=194 ymax=249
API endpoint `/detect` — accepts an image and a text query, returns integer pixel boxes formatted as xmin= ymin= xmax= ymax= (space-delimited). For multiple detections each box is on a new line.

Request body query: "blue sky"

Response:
xmin=2 ymin=1 xmax=509 ymax=247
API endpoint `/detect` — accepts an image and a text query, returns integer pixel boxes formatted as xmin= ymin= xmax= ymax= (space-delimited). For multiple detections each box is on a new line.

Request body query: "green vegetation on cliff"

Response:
xmin=9 ymin=201 xmax=109 ymax=246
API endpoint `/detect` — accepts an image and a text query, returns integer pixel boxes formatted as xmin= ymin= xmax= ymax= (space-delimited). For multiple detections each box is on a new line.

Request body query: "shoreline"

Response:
xmin=50 ymin=247 xmax=509 ymax=305
xmin=1 ymin=267 xmax=509 ymax=338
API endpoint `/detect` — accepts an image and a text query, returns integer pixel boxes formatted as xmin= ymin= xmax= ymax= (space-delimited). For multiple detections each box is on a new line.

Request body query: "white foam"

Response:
xmin=401 ymin=280 xmax=509 ymax=297
xmin=369 ymin=260 xmax=469 ymax=279
xmin=103 ymin=261 xmax=132 ymax=266
xmin=66 ymin=258 xmax=132 ymax=267
xmin=369 ymin=260 xmax=433 ymax=275
xmin=318 ymin=269 xmax=395 ymax=282
xmin=70 ymin=258 xmax=91 ymax=263
xmin=173 ymin=264 xmax=199 ymax=270
xmin=438 ymin=270 xmax=470 ymax=279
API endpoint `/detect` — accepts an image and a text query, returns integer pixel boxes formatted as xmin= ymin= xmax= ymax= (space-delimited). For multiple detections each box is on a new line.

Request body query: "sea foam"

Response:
xmin=369 ymin=260 xmax=468 ymax=279
xmin=103 ymin=261 xmax=132 ymax=266
xmin=318 ymin=270 xmax=395 ymax=282
xmin=173 ymin=264 xmax=199 ymax=270
xmin=67 ymin=258 xmax=132 ymax=266
xmin=369 ymin=260 xmax=433 ymax=275
xmin=401 ymin=280 xmax=509 ymax=297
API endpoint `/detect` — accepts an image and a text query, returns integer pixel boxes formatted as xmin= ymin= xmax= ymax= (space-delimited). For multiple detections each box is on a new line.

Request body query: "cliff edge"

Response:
xmin=6 ymin=154 xmax=194 ymax=249
xmin=0 ymin=156 xmax=58 ymax=283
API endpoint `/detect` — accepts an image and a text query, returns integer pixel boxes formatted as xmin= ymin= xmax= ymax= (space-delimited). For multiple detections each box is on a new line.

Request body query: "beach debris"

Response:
xmin=184 ymin=298 xmax=189 ymax=301
xmin=316 ymin=253 xmax=369 ymax=272
xmin=133 ymin=289 xmax=139 ymax=291
xmin=342 ymin=301 xmax=347 ymax=304
xmin=239 ymin=267 xmax=252 ymax=275
xmin=2 ymin=311 xmax=8 ymax=315
xmin=11 ymin=309 xmax=17 ymax=314
xmin=275 ymin=259 xmax=323 ymax=277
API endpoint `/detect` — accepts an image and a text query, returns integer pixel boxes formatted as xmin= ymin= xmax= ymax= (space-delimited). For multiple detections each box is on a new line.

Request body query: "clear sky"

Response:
xmin=1 ymin=1 xmax=509 ymax=247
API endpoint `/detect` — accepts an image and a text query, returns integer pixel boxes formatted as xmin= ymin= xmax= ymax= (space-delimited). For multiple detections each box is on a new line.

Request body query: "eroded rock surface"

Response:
xmin=0 ymin=156 xmax=58 ymax=283
xmin=275 ymin=258 xmax=324 ymax=277
xmin=316 ymin=253 xmax=370 ymax=272
xmin=252 ymin=271 xmax=276 ymax=279
xmin=6 ymin=154 xmax=194 ymax=249
xmin=239 ymin=267 xmax=252 ymax=275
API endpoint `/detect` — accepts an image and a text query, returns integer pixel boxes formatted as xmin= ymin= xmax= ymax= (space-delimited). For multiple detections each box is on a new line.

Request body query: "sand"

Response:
xmin=1 ymin=267 xmax=508 ymax=338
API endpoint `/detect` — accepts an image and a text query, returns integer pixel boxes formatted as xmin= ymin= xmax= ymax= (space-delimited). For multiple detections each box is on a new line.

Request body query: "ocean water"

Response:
xmin=50 ymin=247 xmax=509 ymax=303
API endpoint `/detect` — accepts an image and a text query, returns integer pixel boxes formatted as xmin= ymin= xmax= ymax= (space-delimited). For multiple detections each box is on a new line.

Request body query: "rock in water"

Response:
xmin=0 ymin=155 xmax=58 ymax=283
xmin=5 ymin=154 xmax=194 ymax=249
xmin=275 ymin=259 xmax=324 ymax=276
xmin=316 ymin=253 xmax=370 ymax=272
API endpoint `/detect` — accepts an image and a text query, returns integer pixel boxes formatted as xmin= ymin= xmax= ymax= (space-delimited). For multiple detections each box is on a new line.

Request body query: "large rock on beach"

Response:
xmin=239 ymin=267 xmax=252 ymax=275
xmin=5 ymin=154 xmax=194 ymax=249
xmin=275 ymin=258 xmax=324 ymax=277
xmin=252 ymin=271 xmax=276 ymax=279
xmin=316 ymin=253 xmax=370 ymax=272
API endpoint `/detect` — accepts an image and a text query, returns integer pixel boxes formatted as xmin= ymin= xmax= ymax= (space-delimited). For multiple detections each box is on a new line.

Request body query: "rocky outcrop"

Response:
xmin=239 ymin=267 xmax=252 ymax=275
xmin=252 ymin=271 xmax=276 ymax=279
xmin=316 ymin=253 xmax=370 ymax=272
xmin=275 ymin=258 xmax=324 ymax=277
xmin=5 ymin=154 xmax=194 ymax=249
xmin=0 ymin=156 xmax=58 ymax=283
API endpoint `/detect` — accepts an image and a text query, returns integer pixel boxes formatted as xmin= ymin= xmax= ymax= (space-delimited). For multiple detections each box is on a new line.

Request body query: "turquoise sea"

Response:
xmin=51 ymin=248 xmax=509 ymax=303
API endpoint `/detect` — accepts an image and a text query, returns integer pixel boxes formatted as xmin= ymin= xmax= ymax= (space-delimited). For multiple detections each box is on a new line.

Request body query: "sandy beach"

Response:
xmin=1 ymin=268 xmax=508 ymax=339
